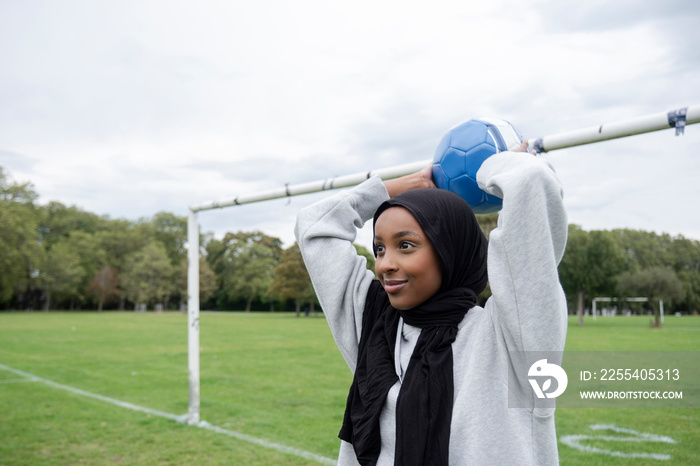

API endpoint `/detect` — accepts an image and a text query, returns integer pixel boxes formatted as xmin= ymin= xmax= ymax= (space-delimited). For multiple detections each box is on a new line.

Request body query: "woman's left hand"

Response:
xmin=512 ymin=140 xmax=529 ymax=153
xmin=511 ymin=139 xmax=538 ymax=155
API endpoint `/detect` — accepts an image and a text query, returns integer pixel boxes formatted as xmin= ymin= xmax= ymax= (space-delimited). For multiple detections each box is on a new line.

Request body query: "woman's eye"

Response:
xmin=399 ymin=242 xmax=415 ymax=250
xmin=374 ymin=244 xmax=385 ymax=254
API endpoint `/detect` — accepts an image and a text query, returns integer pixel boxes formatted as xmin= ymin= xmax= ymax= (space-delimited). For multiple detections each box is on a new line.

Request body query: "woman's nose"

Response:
xmin=376 ymin=250 xmax=398 ymax=275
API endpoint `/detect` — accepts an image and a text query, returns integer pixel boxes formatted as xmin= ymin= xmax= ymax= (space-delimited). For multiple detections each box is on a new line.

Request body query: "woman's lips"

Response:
xmin=383 ymin=279 xmax=407 ymax=294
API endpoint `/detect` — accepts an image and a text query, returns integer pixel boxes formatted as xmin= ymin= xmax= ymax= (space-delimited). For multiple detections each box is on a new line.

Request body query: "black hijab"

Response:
xmin=339 ymin=188 xmax=489 ymax=465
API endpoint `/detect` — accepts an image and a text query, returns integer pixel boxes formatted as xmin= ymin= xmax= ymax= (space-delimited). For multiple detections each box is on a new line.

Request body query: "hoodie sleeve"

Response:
xmin=476 ymin=152 xmax=568 ymax=352
xmin=294 ymin=176 xmax=389 ymax=371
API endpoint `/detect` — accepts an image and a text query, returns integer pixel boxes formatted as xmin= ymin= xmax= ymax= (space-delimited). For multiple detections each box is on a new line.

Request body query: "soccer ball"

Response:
xmin=432 ymin=117 xmax=524 ymax=214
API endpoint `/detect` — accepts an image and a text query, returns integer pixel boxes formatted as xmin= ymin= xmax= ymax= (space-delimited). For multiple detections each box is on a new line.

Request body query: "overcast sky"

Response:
xmin=1 ymin=0 xmax=699 ymax=250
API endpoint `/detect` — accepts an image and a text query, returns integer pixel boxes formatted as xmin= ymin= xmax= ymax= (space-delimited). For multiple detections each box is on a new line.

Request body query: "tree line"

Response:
xmin=0 ymin=165 xmax=370 ymax=314
xmin=558 ymin=225 xmax=700 ymax=326
xmin=2 ymin=165 xmax=699 ymax=322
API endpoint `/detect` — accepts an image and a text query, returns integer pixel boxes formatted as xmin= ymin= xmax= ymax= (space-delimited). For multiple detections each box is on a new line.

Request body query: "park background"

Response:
xmin=2 ymin=127 xmax=699 ymax=465
xmin=1 ymin=173 xmax=699 ymax=321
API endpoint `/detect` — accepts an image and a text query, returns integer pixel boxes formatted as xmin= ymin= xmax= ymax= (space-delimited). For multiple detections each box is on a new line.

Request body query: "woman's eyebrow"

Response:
xmin=392 ymin=230 xmax=421 ymax=239
xmin=374 ymin=230 xmax=421 ymax=242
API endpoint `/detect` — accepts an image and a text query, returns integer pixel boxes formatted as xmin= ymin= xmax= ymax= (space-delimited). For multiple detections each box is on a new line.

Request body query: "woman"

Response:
xmin=295 ymin=144 xmax=568 ymax=465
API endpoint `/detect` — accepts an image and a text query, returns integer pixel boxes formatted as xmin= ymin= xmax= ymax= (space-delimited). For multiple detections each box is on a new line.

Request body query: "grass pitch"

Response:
xmin=0 ymin=312 xmax=698 ymax=465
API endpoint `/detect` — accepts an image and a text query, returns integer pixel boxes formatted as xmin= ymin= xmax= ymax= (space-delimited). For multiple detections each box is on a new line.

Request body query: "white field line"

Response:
xmin=0 ymin=363 xmax=335 ymax=465
xmin=559 ymin=424 xmax=676 ymax=461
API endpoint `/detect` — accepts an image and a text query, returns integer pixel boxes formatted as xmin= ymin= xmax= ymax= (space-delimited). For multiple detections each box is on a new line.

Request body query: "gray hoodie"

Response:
xmin=295 ymin=151 xmax=568 ymax=465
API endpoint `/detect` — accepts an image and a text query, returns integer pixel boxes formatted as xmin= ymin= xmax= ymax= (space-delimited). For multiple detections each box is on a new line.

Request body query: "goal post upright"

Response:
xmin=187 ymin=209 xmax=200 ymax=425
xmin=185 ymin=104 xmax=697 ymax=425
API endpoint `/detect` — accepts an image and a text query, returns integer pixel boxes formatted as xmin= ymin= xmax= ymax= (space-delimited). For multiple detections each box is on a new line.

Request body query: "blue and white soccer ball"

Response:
xmin=432 ymin=117 xmax=524 ymax=214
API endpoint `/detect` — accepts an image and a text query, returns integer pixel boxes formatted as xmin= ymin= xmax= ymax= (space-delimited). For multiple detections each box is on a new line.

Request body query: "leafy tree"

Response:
xmin=204 ymin=236 xmax=230 ymax=309
xmin=218 ymin=231 xmax=282 ymax=311
xmin=0 ymin=166 xmax=38 ymax=204
xmin=149 ymin=212 xmax=187 ymax=266
xmin=611 ymin=229 xmax=678 ymax=270
xmin=204 ymin=237 xmax=226 ymax=276
xmin=95 ymin=220 xmax=151 ymax=269
xmin=144 ymin=212 xmax=188 ymax=306
xmin=617 ymin=266 xmax=683 ymax=327
xmin=38 ymin=201 xmax=105 ymax=249
xmin=0 ymin=167 xmax=42 ymax=305
xmin=121 ymin=242 xmax=177 ymax=310
xmin=558 ymin=226 xmax=627 ymax=325
xmin=0 ymin=205 xmax=34 ymax=304
xmin=40 ymin=240 xmax=83 ymax=310
xmin=94 ymin=220 xmax=153 ymax=309
xmin=669 ymin=236 xmax=700 ymax=312
xmin=58 ymin=231 xmax=107 ymax=308
xmin=88 ymin=265 xmax=120 ymax=312
xmin=677 ymin=268 xmax=700 ymax=313
xmin=0 ymin=201 xmax=42 ymax=304
xmin=269 ymin=242 xmax=316 ymax=316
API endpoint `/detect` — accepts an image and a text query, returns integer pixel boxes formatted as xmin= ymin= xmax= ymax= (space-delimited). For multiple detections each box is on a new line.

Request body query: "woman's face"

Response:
xmin=373 ymin=207 xmax=442 ymax=310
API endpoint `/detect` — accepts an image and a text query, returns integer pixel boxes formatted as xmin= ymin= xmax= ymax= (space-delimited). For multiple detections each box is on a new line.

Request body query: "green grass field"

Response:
xmin=1 ymin=312 xmax=698 ymax=465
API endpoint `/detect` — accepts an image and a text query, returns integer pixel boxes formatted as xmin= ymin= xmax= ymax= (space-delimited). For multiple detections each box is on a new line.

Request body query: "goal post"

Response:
xmin=185 ymin=104 xmax=698 ymax=425
xmin=187 ymin=209 xmax=200 ymax=424
xmin=529 ymin=105 xmax=699 ymax=153
xmin=592 ymin=297 xmax=664 ymax=322
xmin=592 ymin=297 xmax=648 ymax=320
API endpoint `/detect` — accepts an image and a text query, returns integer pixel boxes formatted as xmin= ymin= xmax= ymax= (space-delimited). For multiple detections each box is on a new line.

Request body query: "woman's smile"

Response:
xmin=382 ymin=278 xmax=408 ymax=294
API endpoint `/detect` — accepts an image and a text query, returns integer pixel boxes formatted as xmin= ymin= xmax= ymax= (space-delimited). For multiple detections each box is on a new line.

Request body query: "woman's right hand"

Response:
xmin=384 ymin=165 xmax=436 ymax=198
